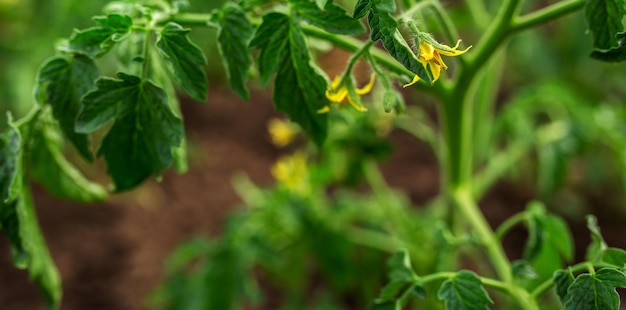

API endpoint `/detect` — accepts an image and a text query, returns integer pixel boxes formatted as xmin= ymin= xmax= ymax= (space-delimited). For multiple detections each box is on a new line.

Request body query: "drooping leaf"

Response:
xmin=437 ymin=270 xmax=493 ymax=310
xmin=584 ymin=0 xmax=626 ymax=50
xmin=77 ymin=73 xmax=184 ymax=191
xmin=564 ymin=268 xmax=626 ymax=310
xmin=0 ymin=121 xmax=62 ymax=309
xmin=29 ymin=112 xmax=107 ymax=202
xmin=353 ymin=0 xmax=371 ymax=19
xmin=156 ymin=22 xmax=208 ymax=102
xmin=586 ymin=215 xmax=608 ymax=261
xmin=64 ymin=14 xmax=132 ymax=57
xmin=214 ymin=2 xmax=254 ymax=100
xmin=590 ymin=32 xmax=626 ymax=62
xmin=356 ymin=1 xmax=431 ymax=83
xmin=292 ymin=0 xmax=365 ymax=35
xmin=251 ymin=13 xmax=328 ymax=146
xmin=35 ymin=55 xmax=100 ymax=161
xmin=249 ymin=13 xmax=290 ymax=87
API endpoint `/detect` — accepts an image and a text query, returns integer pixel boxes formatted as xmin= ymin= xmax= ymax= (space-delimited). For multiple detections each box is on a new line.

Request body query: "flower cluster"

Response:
xmin=405 ymin=39 xmax=471 ymax=87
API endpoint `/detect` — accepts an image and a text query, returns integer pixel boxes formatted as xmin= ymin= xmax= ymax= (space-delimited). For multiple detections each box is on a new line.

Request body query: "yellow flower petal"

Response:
xmin=268 ymin=118 xmax=296 ymax=147
xmin=355 ymin=73 xmax=376 ymax=95
xmin=347 ymin=96 xmax=368 ymax=112
xmin=325 ymin=87 xmax=348 ymax=103
xmin=430 ymin=63 xmax=442 ymax=82
xmin=317 ymin=106 xmax=331 ymax=114
xmin=419 ymin=41 xmax=436 ymax=61
xmin=403 ymin=75 xmax=420 ymax=87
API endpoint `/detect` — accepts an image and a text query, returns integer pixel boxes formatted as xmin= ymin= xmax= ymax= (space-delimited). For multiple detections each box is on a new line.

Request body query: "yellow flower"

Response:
xmin=268 ymin=118 xmax=297 ymax=147
xmin=319 ymin=73 xmax=376 ymax=113
xmin=404 ymin=40 xmax=471 ymax=87
xmin=271 ymin=151 xmax=310 ymax=195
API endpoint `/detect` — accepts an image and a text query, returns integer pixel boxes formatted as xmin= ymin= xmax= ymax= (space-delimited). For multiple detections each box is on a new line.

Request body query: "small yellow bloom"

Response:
xmin=404 ymin=40 xmax=471 ymax=87
xmin=268 ymin=118 xmax=297 ymax=147
xmin=320 ymin=74 xmax=375 ymax=113
xmin=271 ymin=152 xmax=310 ymax=195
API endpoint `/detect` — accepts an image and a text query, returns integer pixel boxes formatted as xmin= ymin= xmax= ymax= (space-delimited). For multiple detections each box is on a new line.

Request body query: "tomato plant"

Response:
xmin=2 ymin=0 xmax=626 ymax=309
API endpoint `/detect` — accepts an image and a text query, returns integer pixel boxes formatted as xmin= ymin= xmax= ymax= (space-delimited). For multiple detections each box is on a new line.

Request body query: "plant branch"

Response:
xmin=512 ymin=0 xmax=586 ymax=33
xmin=453 ymin=187 xmax=511 ymax=282
xmin=495 ymin=211 xmax=527 ymax=240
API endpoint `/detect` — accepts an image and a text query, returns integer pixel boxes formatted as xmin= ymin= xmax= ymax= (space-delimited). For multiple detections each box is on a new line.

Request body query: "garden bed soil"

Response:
xmin=2 ymin=70 xmax=626 ymax=309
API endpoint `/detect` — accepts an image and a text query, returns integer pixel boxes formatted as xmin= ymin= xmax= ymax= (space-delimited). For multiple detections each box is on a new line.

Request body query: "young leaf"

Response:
xmin=29 ymin=112 xmax=107 ymax=202
xmin=251 ymin=13 xmax=329 ymax=146
xmin=292 ymin=0 xmax=365 ymax=35
xmin=554 ymin=269 xmax=575 ymax=304
xmin=249 ymin=13 xmax=290 ymax=87
xmin=64 ymin=14 xmax=132 ymax=57
xmin=584 ymin=0 xmax=626 ymax=50
xmin=372 ymin=250 xmax=424 ymax=309
xmin=214 ymin=2 xmax=254 ymax=100
xmin=35 ymin=55 xmax=100 ymax=161
xmin=156 ymin=22 xmax=208 ymax=102
xmin=77 ymin=73 xmax=184 ymax=191
xmin=564 ymin=268 xmax=626 ymax=310
xmin=586 ymin=215 xmax=608 ymax=261
xmin=602 ymin=248 xmax=626 ymax=268
xmin=0 ymin=122 xmax=62 ymax=309
xmin=437 ymin=270 xmax=493 ymax=310
xmin=523 ymin=202 xmax=573 ymax=281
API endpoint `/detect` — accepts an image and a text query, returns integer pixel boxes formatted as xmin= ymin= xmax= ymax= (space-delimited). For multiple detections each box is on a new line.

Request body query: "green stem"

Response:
xmin=452 ymin=187 xmax=512 ymax=282
xmin=466 ymin=0 xmax=491 ymax=28
xmin=495 ymin=211 xmax=527 ymax=240
xmin=431 ymin=1 xmax=462 ymax=54
xmin=473 ymin=140 xmax=531 ymax=198
xmin=512 ymin=0 xmax=586 ymax=33
xmin=346 ymin=226 xmax=404 ymax=253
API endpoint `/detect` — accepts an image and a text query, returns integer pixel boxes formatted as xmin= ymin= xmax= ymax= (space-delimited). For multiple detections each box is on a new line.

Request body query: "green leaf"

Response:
xmin=586 ymin=215 xmax=608 ymax=261
xmin=315 ymin=0 xmax=329 ymax=9
xmin=64 ymin=14 xmax=132 ymax=57
xmin=293 ymin=0 xmax=365 ymax=35
xmin=353 ymin=0 xmax=371 ymax=19
xmin=564 ymin=268 xmax=626 ymax=310
xmin=437 ymin=270 xmax=493 ymax=310
xmin=35 ymin=55 xmax=100 ymax=161
xmin=554 ymin=269 xmax=575 ymax=304
xmin=366 ymin=7 xmax=432 ymax=83
xmin=214 ymin=2 xmax=254 ymax=100
xmin=0 ymin=121 xmax=62 ymax=309
xmin=249 ymin=13 xmax=290 ymax=87
xmin=602 ymin=248 xmax=626 ymax=268
xmin=29 ymin=112 xmax=107 ymax=202
xmin=590 ymin=33 xmax=626 ymax=62
xmin=275 ymin=23 xmax=329 ymax=146
xmin=372 ymin=250 xmax=423 ymax=309
xmin=77 ymin=73 xmax=184 ymax=191
xmin=0 ymin=124 xmax=20 ymax=201
xmin=156 ymin=22 xmax=208 ymax=102
xmin=251 ymin=13 xmax=328 ymax=146
xmin=523 ymin=202 xmax=573 ymax=281
xmin=584 ymin=0 xmax=626 ymax=50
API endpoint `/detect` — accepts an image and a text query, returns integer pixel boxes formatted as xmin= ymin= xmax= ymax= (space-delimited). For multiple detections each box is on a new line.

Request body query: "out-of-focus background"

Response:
xmin=2 ymin=0 xmax=626 ymax=309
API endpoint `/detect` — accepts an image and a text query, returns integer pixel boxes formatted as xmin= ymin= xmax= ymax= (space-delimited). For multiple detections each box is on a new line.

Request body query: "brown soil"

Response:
xmin=2 ymin=71 xmax=626 ymax=310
